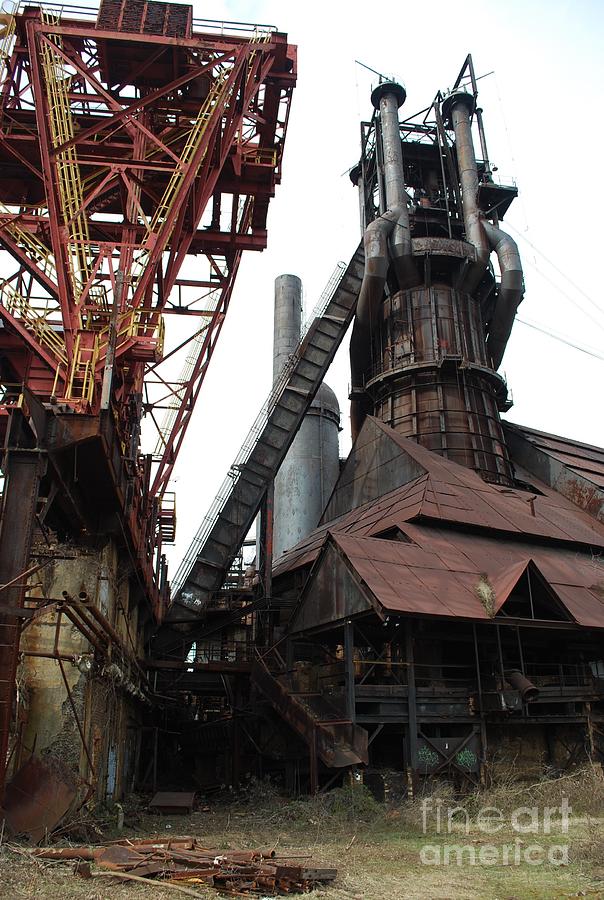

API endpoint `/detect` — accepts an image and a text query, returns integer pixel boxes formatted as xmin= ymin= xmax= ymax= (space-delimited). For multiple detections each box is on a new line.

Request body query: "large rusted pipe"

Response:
xmin=483 ymin=221 xmax=524 ymax=369
xmin=373 ymin=82 xmax=407 ymax=210
xmin=505 ymin=669 xmax=539 ymax=702
xmin=371 ymin=82 xmax=415 ymax=289
xmin=350 ymin=82 xmax=415 ymax=440
xmin=443 ymin=90 xmax=489 ymax=290
xmin=350 ymin=208 xmax=400 ymax=438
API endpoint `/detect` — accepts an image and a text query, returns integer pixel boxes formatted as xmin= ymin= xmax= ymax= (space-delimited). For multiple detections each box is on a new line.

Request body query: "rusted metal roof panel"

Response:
xmin=330 ymin=527 xmax=604 ymax=628
xmin=275 ymin=425 xmax=604 ymax=580
xmin=551 ymin=585 xmax=604 ymax=628
xmin=508 ymin=425 xmax=604 ymax=472
xmin=504 ymin=423 xmax=604 ymax=521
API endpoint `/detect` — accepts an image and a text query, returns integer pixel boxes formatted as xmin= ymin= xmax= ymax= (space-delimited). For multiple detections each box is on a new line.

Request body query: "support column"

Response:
xmin=473 ymin=623 xmax=488 ymax=784
xmin=257 ymin=483 xmax=274 ymax=645
xmin=344 ymin=621 xmax=356 ymax=724
xmin=309 ymin=727 xmax=318 ymax=795
xmin=0 ymin=414 xmax=45 ymax=798
xmin=405 ymin=622 xmax=418 ymax=779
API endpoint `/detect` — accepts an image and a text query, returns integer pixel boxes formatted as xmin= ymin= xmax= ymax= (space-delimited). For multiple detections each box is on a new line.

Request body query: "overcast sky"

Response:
xmin=163 ymin=0 xmax=604 ymax=570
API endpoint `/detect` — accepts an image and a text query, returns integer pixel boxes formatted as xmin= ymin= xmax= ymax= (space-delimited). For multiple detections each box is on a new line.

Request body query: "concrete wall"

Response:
xmin=14 ymin=537 xmax=144 ymax=802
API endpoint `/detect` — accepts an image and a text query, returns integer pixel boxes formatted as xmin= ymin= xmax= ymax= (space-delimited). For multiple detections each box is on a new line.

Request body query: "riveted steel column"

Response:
xmin=0 ymin=415 xmax=45 ymax=799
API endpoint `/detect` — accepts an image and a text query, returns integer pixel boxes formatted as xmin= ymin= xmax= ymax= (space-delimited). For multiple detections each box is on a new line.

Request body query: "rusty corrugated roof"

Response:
xmin=274 ymin=426 xmax=604 ymax=579
xmin=329 ymin=527 xmax=604 ymax=627
xmin=505 ymin=423 xmax=604 ymax=488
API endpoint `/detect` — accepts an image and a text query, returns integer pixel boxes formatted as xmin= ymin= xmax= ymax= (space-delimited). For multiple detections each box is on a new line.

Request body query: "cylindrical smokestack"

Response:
xmin=371 ymin=81 xmax=415 ymax=292
xmin=274 ymin=383 xmax=340 ymax=557
xmin=272 ymin=275 xmax=341 ymax=558
xmin=273 ymin=274 xmax=302 ymax=380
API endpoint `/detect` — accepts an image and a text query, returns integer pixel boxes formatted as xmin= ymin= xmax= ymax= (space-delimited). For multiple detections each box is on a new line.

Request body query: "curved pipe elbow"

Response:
xmin=483 ymin=221 xmax=524 ymax=369
xmin=390 ymin=206 xmax=417 ymax=289
xmin=356 ymin=209 xmax=400 ymax=326
xmin=350 ymin=210 xmax=400 ymax=441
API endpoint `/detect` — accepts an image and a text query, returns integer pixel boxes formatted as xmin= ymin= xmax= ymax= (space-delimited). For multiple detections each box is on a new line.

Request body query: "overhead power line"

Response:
xmin=508 ymin=222 xmax=604 ymax=329
xmin=516 ymin=317 xmax=604 ymax=362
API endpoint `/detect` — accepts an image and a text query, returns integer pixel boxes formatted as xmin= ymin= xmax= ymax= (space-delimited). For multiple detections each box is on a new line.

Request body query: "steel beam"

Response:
xmin=0 ymin=412 xmax=45 ymax=798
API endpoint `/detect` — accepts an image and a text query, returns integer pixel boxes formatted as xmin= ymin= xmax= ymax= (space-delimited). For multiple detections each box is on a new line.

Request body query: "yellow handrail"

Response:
xmin=39 ymin=11 xmax=99 ymax=309
xmin=0 ymin=279 xmax=67 ymax=365
xmin=0 ymin=204 xmax=58 ymax=280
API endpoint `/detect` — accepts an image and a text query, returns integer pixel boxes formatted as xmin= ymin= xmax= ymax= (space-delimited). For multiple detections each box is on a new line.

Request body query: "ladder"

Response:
xmin=39 ymin=10 xmax=96 ymax=306
xmin=172 ymin=242 xmax=364 ymax=609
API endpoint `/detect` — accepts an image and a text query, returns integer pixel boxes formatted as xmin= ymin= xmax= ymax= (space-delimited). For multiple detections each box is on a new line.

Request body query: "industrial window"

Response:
xmin=372 ymin=526 xmax=413 ymax=543
xmin=496 ymin=567 xmax=569 ymax=622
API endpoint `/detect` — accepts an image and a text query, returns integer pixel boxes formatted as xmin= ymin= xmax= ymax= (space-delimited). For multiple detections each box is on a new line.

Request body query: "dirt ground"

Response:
xmin=2 ymin=779 xmax=604 ymax=899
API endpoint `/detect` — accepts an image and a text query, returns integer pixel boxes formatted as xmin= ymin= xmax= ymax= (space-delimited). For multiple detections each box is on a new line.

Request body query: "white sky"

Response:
xmin=165 ymin=0 xmax=604 ymax=570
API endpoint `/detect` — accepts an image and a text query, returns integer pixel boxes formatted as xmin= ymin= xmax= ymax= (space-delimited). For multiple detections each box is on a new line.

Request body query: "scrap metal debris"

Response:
xmin=32 ymin=836 xmax=337 ymax=895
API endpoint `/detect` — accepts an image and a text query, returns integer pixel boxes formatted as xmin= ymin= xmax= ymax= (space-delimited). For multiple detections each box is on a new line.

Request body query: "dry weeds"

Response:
xmin=1 ymin=770 xmax=604 ymax=899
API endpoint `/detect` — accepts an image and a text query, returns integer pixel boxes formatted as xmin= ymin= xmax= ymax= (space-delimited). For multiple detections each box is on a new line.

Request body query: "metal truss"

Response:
xmin=0 ymin=3 xmax=295 ymax=500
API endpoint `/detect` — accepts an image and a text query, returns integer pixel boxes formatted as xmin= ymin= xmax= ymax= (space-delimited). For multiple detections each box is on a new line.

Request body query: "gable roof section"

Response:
xmin=320 ymin=415 xmax=428 ymax=523
xmin=322 ymin=528 xmax=604 ymax=628
xmin=289 ymin=537 xmax=376 ymax=633
xmin=401 ymin=523 xmax=604 ymax=627
xmin=274 ymin=419 xmax=604 ymax=579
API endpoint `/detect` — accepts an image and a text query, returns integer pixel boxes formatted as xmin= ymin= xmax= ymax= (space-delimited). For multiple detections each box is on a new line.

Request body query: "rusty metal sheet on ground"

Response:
xmin=149 ymin=790 xmax=196 ymax=813
xmin=1 ymin=756 xmax=78 ymax=843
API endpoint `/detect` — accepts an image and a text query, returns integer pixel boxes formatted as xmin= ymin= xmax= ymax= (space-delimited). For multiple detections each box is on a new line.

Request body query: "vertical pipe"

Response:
xmin=371 ymin=81 xmax=414 ymax=281
xmin=444 ymin=92 xmax=488 ymax=265
xmin=377 ymin=89 xmax=407 ymax=210
xmin=344 ymin=620 xmax=356 ymax=724
xmin=101 ymin=269 xmax=125 ymax=411
xmin=496 ymin=624 xmax=505 ymax=687
xmin=405 ymin=621 xmax=418 ymax=773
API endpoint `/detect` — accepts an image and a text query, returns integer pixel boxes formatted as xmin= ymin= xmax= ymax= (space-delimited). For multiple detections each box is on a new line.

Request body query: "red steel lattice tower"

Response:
xmin=0 ymin=0 xmax=295 ymax=796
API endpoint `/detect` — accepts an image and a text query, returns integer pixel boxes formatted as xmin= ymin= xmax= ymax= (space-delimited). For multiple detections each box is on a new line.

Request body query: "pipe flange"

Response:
xmin=441 ymin=89 xmax=475 ymax=127
xmin=371 ymin=81 xmax=406 ymax=110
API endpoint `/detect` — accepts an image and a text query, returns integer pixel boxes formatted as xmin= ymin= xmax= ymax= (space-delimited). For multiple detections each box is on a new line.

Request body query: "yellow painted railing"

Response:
xmin=0 ymin=279 xmax=67 ymax=365
xmin=65 ymin=331 xmax=98 ymax=404
xmin=39 ymin=10 xmax=93 ymax=307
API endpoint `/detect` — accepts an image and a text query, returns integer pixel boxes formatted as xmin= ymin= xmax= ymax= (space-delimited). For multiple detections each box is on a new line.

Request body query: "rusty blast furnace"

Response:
xmin=349 ymin=78 xmax=521 ymax=485
xmin=166 ymin=57 xmax=604 ymax=797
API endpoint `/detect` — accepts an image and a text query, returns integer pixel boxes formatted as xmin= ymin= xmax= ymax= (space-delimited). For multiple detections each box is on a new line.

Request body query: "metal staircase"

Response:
xmin=252 ymin=649 xmax=368 ymax=769
xmin=172 ymin=242 xmax=364 ymax=610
